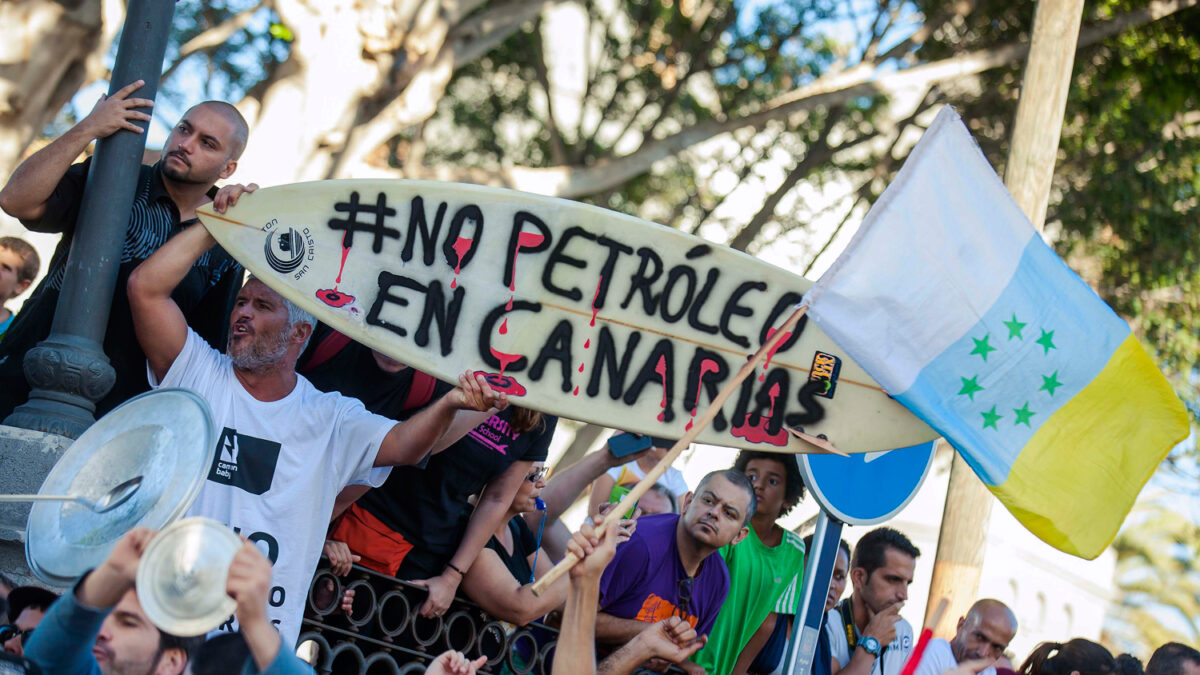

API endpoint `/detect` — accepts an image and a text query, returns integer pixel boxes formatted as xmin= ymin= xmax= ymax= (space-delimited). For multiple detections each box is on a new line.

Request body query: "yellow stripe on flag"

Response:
xmin=991 ymin=334 xmax=1189 ymax=559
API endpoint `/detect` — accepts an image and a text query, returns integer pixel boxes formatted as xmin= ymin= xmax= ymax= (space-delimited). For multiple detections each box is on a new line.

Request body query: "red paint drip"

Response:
xmin=730 ymin=382 xmax=787 ymax=446
xmin=335 ymin=244 xmax=351 ymax=285
xmin=506 ymin=295 xmax=514 ymax=311
xmin=452 ymin=237 xmax=473 ymax=274
xmin=489 ymin=347 xmax=522 ymax=376
xmin=688 ymin=358 xmax=721 ymax=418
xmin=573 ymin=386 xmax=580 ymax=396
xmin=450 ymin=278 xmax=457 ymax=289
xmin=578 ymin=363 xmax=585 ymax=373
xmin=589 ymin=276 xmax=603 ymax=327
xmin=499 ymin=318 xmax=508 ymax=335
xmin=759 ymin=327 xmax=793 ymax=381
xmin=584 ymin=338 xmax=591 ymax=349
xmin=509 ymin=231 xmax=546 ymax=292
xmin=655 ymin=354 xmax=668 ymax=422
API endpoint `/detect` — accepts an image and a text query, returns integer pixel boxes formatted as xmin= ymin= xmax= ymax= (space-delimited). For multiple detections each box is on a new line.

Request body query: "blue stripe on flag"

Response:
xmin=895 ymin=236 xmax=1130 ymax=485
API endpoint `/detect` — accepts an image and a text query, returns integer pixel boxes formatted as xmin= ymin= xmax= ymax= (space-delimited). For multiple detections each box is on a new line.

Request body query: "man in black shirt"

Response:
xmin=0 ymin=81 xmax=247 ymax=417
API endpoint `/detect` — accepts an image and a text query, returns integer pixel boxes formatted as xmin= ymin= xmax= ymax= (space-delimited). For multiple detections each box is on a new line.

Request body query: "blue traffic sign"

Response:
xmin=799 ymin=441 xmax=936 ymax=525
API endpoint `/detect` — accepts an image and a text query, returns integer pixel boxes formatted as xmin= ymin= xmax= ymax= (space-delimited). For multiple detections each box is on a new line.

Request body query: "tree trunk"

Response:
xmin=0 ymin=0 xmax=107 ymax=211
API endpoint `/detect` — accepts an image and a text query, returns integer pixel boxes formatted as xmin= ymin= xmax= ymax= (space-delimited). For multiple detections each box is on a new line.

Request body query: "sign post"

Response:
xmin=782 ymin=440 xmax=936 ymax=674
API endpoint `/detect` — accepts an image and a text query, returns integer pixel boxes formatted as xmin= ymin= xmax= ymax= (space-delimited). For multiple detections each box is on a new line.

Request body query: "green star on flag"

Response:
xmin=970 ymin=334 xmax=996 ymax=362
xmin=958 ymin=375 xmax=985 ymax=401
xmin=1013 ymin=402 xmax=1036 ymax=427
xmin=1003 ymin=313 xmax=1026 ymax=340
xmin=1036 ymin=328 xmax=1057 ymax=354
xmin=1040 ymin=371 xmax=1063 ymax=396
xmin=981 ymin=405 xmax=1002 ymax=430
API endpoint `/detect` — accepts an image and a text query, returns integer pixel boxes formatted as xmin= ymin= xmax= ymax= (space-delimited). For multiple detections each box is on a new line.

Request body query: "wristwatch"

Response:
xmin=860 ymin=636 xmax=882 ymax=658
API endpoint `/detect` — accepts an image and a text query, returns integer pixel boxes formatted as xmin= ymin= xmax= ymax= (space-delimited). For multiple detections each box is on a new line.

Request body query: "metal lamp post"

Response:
xmin=5 ymin=0 xmax=176 ymax=437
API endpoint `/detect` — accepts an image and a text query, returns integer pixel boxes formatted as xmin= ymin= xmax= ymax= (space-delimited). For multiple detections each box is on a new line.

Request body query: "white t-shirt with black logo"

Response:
xmin=825 ymin=604 xmax=915 ymax=675
xmin=151 ymin=329 xmax=395 ymax=644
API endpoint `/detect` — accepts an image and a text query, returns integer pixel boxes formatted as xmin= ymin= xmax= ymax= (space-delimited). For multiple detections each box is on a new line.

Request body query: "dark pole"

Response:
xmin=5 ymin=0 xmax=176 ymax=438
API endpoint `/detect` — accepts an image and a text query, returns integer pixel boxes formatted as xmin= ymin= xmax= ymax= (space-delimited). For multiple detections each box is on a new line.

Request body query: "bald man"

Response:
xmin=915 ymin=600 xmax=1018 ymax=675
xmin=0 ymin=83 xmax=249 ymax=416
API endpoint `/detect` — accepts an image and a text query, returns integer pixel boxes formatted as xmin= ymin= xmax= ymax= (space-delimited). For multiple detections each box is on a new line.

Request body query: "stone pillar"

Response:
xmin=5 ymin=0 xmax=176 ymax=438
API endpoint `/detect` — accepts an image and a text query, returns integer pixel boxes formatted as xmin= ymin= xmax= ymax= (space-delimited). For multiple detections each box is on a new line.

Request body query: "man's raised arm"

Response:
xmin=127 ymin=222 xmax=217 ymax=380
xmin=0 ymin=80 xmax=152 ymax=221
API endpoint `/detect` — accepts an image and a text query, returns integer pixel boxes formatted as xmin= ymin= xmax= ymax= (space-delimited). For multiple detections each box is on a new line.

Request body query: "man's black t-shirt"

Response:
xmin=485 ymin=516 xmax=539 ymax=584
xmin=0 ymin=159 xmax=240 ymax=418
xmin=358 ymin=407 xmax=557 ymax=578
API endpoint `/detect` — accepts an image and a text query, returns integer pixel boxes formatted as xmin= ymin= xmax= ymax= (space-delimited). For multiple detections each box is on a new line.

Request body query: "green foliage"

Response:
xmin=920 ymin=0 xmax=1200 ymax=425
xmin=1107 ymin=499 xmax=1200 ymax=652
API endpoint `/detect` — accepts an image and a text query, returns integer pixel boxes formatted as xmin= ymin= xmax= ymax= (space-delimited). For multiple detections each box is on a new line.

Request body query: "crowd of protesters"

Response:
xmin=0 ymin=87 xmax=1193 ymax=675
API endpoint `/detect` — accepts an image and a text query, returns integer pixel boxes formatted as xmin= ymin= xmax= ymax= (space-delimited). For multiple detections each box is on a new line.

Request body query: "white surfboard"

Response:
xmin=198 ymin=180 xmax=935 ymax=453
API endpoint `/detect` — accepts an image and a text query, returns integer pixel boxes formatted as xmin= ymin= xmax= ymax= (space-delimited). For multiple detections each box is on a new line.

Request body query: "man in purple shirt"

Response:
xmin=597 ymin=469 xmax=756 ymax=674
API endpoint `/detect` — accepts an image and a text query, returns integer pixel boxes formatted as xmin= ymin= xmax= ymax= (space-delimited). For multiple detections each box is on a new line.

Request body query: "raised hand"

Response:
xmin=323 ymin=539 xmax=360 ymax=576
xmin=426 ymin=650 xmax=488 ymax=675
xmin=213 ymin=182 xmax=259 ymax=213
xmin=450 ymin=371 xmax=508 ymax=412
xmin=82 ymin=80 xmax=154 ymax=138
xmin=863 ymin=603 xmax=903 ymax=647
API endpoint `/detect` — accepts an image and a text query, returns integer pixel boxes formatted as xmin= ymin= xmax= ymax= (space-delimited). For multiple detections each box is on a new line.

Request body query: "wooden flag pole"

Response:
xmin=924 ymin=0 xmax=1085 ymax=637
xmin=531 ymin=305 xmax=809 ymax=596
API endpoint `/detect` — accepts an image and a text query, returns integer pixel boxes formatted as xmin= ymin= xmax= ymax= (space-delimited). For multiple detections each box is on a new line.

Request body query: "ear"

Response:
xmin=13 ymin=278 xmax=30 ymax=297
xmin=155 ymin=647 xmax=187 ymax=675
xmin=292 ymin=321 xmax=313 ymax=346
xmin=956 ymin=616 xmax=966 ymax=632
xmin=850 ymin=566 xmax=867 ymax=591
xmin=219 ymin=158 xmax=238 ymax=180
xmin=679 ymin=491 xmax=693 ymax=513
xmin=730 ymin=525 xmax=749 ymax=546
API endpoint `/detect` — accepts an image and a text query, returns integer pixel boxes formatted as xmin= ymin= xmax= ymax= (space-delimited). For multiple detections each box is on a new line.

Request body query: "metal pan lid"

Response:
xmin=136 ymin=516 xmax=240 ymax=636
xmin=26 ymin=388 xmax=216 ymax=586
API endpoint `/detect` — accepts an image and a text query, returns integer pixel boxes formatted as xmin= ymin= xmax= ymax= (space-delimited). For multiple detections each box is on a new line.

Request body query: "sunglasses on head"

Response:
xmin=525 ymin=467 xmax=549 ymax=483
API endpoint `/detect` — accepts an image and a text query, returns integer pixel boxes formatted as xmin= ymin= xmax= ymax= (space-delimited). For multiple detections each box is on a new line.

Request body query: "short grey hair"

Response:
xmin=282 ymin=296 xmax=315 ymax=354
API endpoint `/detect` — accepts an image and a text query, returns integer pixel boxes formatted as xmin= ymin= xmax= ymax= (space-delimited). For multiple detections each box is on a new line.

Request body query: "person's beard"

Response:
xmin=161 ymin=150 xmax=209 ymax=186
xmin=229 ymin=324 xmax=290 ymax=372
xmin=94 ymin=645 xmax=159 ymax=675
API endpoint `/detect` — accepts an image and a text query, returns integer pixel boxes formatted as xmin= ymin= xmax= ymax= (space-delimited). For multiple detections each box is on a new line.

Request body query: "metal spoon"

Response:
xmin=0 ymin=475 xmax=144 ymax=513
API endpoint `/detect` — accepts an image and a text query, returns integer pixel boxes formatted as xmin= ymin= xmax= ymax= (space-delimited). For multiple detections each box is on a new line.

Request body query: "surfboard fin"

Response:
xmin=787 ymin=427 xmax=849 ymax=457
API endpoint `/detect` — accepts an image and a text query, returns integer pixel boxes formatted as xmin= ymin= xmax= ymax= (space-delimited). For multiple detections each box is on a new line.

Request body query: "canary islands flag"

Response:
xmin=802 ymin=107 xmax=1189 ymax=559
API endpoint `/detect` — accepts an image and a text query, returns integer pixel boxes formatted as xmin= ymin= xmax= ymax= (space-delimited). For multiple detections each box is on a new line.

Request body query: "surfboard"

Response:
xmin=197 ymin=180 xmax=936 ymax=454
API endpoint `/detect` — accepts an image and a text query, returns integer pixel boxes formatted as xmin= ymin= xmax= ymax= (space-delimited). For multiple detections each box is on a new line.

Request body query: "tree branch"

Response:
xmin=161 ymin=1 xmax=266 ymax=82
xmin=417 ymin=0 xmax=1195 ymax=199
xmin=727 ymin=110 xmax=841 ymax=251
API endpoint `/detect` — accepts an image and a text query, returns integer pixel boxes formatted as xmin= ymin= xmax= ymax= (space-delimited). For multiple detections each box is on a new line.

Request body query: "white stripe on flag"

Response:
xmin=803 ymin=107 xmax=1038 ymax=394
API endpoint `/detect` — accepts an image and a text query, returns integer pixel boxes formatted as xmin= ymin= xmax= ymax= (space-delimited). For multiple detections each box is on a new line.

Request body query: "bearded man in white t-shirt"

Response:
xmin=914 ymin=600 xmax=1018 ymax=675
xmin=127 ymin=184 xmax=504 ymax=645
xmin=827 ymin=527 xmax=921 ymax=675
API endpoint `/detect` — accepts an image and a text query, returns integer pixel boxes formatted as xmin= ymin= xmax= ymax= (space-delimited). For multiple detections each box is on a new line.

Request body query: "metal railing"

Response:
xmin=299 ymin=559 xmax=560 ymax=675
xmin=298 ymin=559 xmax=687 ymax=675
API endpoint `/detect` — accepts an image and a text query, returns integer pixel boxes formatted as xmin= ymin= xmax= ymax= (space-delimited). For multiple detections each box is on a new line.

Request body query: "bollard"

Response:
xmin=344 ymin=579 xmax=378 ymax=628
xmin=442 ymin=610 xmax=478 ymax=653
xmin=377 ymin=590 xmax=413 ymax=638
xmin=537 ymin=642 xmax=556 ymax=675
xmin=328 ymin=642 xmax=367 ymax=675
xmin=363 ymin=652 xmax=402 ymax=675
xmin=297 ymin=632 xmax=332 ymax=672
xmin=410 ymin=612 xmax=444 ymax=650
xmin=506 ymin=629 xmax=538 ymax=675
xmin=476 ymin=620 xmax=509 ymax=667
xmin=308 ymin=572 xmax=343 ymax=617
